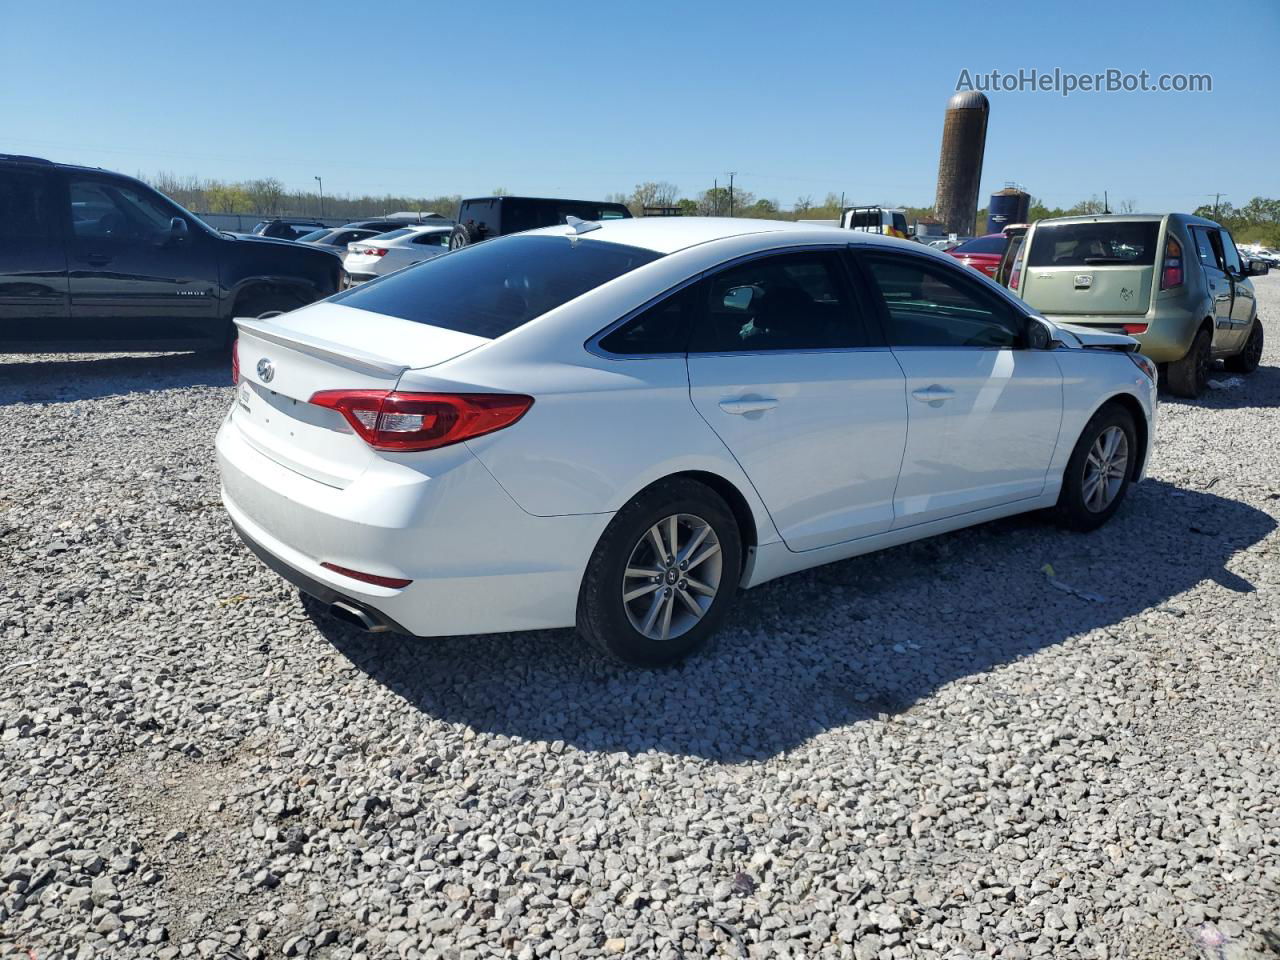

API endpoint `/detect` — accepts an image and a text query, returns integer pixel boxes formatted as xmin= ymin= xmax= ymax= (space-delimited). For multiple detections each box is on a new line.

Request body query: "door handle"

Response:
xmin=718 ymin=397 xmax=778 ymax=415
xmin=911 ymin=385 xmax=956 ymax=407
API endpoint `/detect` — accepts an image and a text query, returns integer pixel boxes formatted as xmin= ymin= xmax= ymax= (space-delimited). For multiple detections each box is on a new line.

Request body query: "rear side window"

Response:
xmin=598 ymin=284 xmax=697 ymax=355
xmin=1027 ymin=221 xmax=1159 ymax=267
xmin=411 ymin=232 xmax=449 ymax=246
xmin=691 ymin=251 xmax=870 ymax=353
xmin=952 ymin=235 xmax=1006 ymax=255
xmin=0 ymin=168 xmax=55 ymax=239
xmin=1188 ymin=227 xmax=1225 ymax=270
xmin=331 ymin=235 xmax=662 ymax=339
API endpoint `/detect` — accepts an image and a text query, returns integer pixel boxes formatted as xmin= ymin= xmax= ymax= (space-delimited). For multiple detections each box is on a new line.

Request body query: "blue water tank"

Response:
xmin=987 ymin=189 xmax=1030 ymax=234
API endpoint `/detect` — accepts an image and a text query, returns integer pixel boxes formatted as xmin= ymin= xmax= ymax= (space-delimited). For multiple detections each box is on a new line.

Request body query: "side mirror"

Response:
xmin=1025 ymin=316 xmax=1062 ymax=350
xmin=1246 ymin=258 xmax=1270 ymax=277
xmin=169 ymin=216 xmax=189 ymax=242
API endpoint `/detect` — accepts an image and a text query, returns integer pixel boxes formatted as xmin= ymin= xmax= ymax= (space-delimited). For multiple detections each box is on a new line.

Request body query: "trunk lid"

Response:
xmin=1020 ymin=265 xmax=1154 ymax=316
xmin=1020 ymin=218 xmax=1161 ymax=317
xmin=230 ymin=303 xmax=489 ymax=487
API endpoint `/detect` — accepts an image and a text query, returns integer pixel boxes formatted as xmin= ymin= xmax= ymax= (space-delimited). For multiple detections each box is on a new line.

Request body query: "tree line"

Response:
xmin=140 ymin=171 xmax=1280 ymax=245
xmin=142 ymin=171 xmax=461 ymax=221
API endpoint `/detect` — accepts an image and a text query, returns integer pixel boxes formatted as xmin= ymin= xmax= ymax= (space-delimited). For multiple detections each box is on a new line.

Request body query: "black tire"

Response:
xmin=1166 ymin=327 xmax=1211 ymax=398
xmin=1054 ymin=403 xmax=1137 ymax=532
xmin=1223 ymin=318 xmax=1264 ymax=374
xmin=576 ymin=478 xmax=742 ymax=667
xmin=448 ymin=223 xmax=477 ymax=250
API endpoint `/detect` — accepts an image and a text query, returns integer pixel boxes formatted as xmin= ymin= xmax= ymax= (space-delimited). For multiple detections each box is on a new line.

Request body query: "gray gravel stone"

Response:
xmin=3 ymin=280 xmax=1280 ymax=958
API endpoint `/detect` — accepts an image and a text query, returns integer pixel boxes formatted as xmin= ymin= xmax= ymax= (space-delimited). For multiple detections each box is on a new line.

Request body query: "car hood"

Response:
xmin=1052 ymin=321 xmax=1140 ymax=352
xmin=225 ymin=232 xmax=303 ymax=249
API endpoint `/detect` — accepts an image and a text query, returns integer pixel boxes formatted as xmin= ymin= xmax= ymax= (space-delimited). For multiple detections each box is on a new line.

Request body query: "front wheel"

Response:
xmin=1223 ymin=319 xmax=1264 ymax=373
xmin=1055 ymin=404 xmax=1137 ymax=531
xmin=576 ymin=478 xmax=742 ymax=666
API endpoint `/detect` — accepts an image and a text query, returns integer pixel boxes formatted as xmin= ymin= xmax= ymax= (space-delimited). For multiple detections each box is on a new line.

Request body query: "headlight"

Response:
xmin=1128 ymin=351 xmax=1157 ymax=384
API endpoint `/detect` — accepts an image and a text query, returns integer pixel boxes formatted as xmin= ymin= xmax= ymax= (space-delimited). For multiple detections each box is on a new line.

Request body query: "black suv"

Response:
xmin=0 ymin=155 xmax=344 ymax=352
xmin=449 ymin=196 xmax=631 ymax=249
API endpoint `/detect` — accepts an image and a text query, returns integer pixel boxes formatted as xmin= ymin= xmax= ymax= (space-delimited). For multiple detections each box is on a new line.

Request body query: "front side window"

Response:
xmin=0 ymin=169 xmax=54 ymax=239
xmin=1219 ymin=229 xmax=1242 ymax=274
xmin=863 ymin=254 xmax=1023 ymax=348
xmin=411 ymin=232 xmax=450 ymax=247
xmin=69 ymin=177 xmax=175 ymax=242
xmin=691 ymin=251 xmax=870 ymax=353
xmin=331 ymin=235 xmax=662 ymax=338
xmin=1026 ymin=221 xmax=1159 ymax=267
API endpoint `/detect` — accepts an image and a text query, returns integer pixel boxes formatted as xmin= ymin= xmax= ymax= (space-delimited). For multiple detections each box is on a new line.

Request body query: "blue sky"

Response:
xmin=3 ymin=0 xmax=1278 ymax=212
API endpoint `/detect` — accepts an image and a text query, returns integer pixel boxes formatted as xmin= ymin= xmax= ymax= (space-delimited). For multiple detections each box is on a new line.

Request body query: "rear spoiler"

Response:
xmin=235 ymin=317 xmax=410 ymax=378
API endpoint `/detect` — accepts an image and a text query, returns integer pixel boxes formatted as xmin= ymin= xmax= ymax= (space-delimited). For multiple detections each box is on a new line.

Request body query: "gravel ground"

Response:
xmin=3 ymin=276 xmax=1279 ymax=960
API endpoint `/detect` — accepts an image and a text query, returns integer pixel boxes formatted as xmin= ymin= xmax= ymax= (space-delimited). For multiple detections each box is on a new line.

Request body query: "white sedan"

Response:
xmin=218 ymin=218 xmax=1157 ymax=665
xmin=342 ymin=225 xmax=452 ymax=282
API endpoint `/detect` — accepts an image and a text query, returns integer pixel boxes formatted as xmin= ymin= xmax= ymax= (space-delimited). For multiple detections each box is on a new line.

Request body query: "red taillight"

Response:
xmin=231 ymin=337 xmax=240 ymax=385
xmin=310 ymin=390 xmax=534 ymax=452
xmin=1009 ymin=265 xmax=1021 ymax=289
xmin=1161 ymin=235 xmax=1183 ymax=290
xmin=320 ymin=562 xmax=412 ymax=589
xmin=1122 ymin=323 xmax=1149 ymax=334
xmin=355 ymin=247 xmax=388 ymax=257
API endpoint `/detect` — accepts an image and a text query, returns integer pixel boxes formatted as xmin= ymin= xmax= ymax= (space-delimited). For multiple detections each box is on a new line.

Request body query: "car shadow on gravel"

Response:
xmin=1160 ymin=363 xmax=1280 ymax=409
xmin=313 ymin=477 xmax=1275 ymax=762
xmin=0 ymin=352 xmax=228 ymax=406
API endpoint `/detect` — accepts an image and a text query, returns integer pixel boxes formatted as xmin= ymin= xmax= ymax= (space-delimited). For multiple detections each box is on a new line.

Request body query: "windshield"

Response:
xmin=331 ymin=235 xmax=662 ymax=339
xmin=1027 ymin=221 xmax=1160 ymax=267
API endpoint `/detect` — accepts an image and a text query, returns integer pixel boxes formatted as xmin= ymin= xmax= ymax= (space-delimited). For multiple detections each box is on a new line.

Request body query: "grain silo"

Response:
xmin=933 ymin=90 xmax=989 ymax=237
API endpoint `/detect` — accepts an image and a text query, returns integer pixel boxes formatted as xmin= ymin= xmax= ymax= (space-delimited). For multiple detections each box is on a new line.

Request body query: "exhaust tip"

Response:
xmin=329 ymin=600 xmax=390 ymax=633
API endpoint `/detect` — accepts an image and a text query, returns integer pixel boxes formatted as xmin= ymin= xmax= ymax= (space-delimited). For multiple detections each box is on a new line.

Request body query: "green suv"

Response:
xmin=1007 ymin=214 xmax=1269 ymax=397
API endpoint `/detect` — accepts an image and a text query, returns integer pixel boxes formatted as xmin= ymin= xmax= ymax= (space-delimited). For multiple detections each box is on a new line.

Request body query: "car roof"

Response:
xmin=519 ymin=216 xmax=931 ymax=256
xmin=1033 ymin=212 xmax=1224 ymax=229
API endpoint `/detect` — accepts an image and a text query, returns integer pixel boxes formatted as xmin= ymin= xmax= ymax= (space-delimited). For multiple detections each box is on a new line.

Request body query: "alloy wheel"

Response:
xmin=621 ymin=513 xmax=723 ymax=642
xmin=1082 ymin=426 xmax=1129 ymax=513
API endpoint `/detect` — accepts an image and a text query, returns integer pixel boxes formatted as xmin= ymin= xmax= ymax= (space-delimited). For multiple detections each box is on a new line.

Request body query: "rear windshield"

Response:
xmin=952 ymin=234 xmax=1006 ymax=255
xmin=330 ymin=234 xmax=662 ymax=338
xmin=1027 ymin=221 xmax=1160 ymax=267
xmin=297 ymin=229 xmax=331 ymax=243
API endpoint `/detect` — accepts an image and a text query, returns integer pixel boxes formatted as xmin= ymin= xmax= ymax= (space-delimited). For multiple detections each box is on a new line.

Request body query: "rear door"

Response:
xmin=0 ymin=164 xmax=68 ymax=344
xmin=857 ymin=250 xmax=1063 ymax=529
xmin=1020 ymin=220 xmax=1159 ymax=317
xmin=1188 ymin=226 xmax=1234 ymax=347
xmin=685 ymin=248 xmax=907 ymax=550
xmin=65 ymin=173 xmax=219 ymax=344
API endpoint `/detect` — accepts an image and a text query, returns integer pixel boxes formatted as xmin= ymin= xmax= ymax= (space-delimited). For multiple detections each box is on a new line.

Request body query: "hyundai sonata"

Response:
xmin=216 ymin=218 xmax=1157 ymax=665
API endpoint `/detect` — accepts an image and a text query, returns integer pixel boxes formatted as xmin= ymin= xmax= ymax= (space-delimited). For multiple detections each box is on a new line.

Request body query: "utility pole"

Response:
xmin=713 ymin=179 xmax=718 ymax=216
xmin=1103 ymin=190 xmax=1110 ymax=214
xmin=1213 ymin=192 xmax=1222 ymax=218
xmin=315 ymin=176 xmax=324 ymax=218
xmin=728 ymin=172 xmax=736 ymax=218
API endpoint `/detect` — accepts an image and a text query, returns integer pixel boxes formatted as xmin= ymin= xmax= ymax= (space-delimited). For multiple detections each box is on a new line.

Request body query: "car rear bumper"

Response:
xmin=1042 ymin=305 xmax=1201 ymax=363
xmin=215 ymin=413 xmax=611 ymax=637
